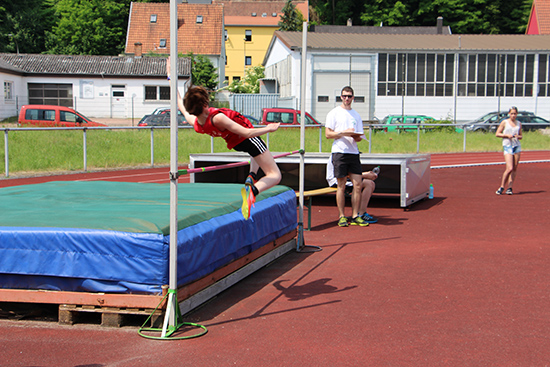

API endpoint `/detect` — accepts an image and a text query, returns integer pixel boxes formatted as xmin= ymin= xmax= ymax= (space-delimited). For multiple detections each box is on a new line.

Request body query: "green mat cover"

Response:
xmin=0 ymin=181 xmax=291 ymax=235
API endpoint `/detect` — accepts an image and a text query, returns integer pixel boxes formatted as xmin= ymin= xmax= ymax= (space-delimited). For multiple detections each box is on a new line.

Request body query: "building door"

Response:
xmin=313 ymin=72 xmax=371 ymax=123
xmin=111 ymin=85 xmax=126 ymax=118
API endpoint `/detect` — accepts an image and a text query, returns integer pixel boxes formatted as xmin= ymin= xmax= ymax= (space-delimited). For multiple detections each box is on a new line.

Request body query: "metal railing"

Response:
xmin=1 ymin=125 xmax=185 ymax=178
xmin=1 ymin=122 xmax=545 ymax=178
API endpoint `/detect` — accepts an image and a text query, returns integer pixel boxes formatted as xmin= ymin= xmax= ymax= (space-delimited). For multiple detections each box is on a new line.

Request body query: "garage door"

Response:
xmin=313 ymin=72 xmax=371 ymax=123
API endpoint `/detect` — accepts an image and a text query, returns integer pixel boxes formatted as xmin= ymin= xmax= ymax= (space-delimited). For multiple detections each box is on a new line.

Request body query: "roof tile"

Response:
xmin=0 ymin=53 xmax=191 ymax=77
xmin=126 ymin=2 xmax=223 ymax=56
xmin=274 ymin=31 xmax=550 ymax=52
xmin=535 ymin=0 xmax=550 ymax=34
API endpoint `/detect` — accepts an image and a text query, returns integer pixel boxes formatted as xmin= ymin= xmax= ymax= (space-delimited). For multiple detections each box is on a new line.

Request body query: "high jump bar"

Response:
xmin=177 ymin=149 xmax=304 ymax=176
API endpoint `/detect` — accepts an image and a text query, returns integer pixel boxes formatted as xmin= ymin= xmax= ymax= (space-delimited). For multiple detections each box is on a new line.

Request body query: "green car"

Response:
xmin=379 ymin=115 xmax=435 ymax=132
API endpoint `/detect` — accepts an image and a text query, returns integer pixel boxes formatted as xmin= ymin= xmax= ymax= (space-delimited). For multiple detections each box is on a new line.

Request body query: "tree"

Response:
xmin=226 ymin=65 xmax=265 ymax=94
xmin=278 ymin=0 xmax=305 ymax=31
xmin=0 ymin=0 xmax=55 ymax=54
xmin=310 ymin=0 xmax=378 ymax=26
xmin=45 ymin=0 xmax=129 ymax=55
xmin=310 ymin=0 xmax=532 ymax=34
xmin=360 ymin=1 xmax=413 ymax=27
xmin=186 ymin=52 xmax=218 ymax=91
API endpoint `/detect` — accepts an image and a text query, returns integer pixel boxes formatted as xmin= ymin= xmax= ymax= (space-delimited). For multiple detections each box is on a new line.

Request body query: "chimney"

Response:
xmin=134 ymin=42 xmax=143 ymax=57
xmin=437 ymin=17 xmax=443 ymax=34
xmin=347 ymin=18 xmax=352 ymax=27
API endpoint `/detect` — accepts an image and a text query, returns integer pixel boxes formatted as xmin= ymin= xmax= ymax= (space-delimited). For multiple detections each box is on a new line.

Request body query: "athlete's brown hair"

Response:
xmin=184 ymin=86 xmax=209 ymax=116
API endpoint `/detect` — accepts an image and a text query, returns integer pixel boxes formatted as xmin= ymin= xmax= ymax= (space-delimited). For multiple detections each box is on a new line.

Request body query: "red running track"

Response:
xmin=1 ymin=151 xmax=550 ymax=366
xmin=1 ymin=150 xmax=548 ymax=188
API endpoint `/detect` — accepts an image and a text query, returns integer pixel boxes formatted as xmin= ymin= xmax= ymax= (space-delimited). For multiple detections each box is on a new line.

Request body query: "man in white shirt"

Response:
xmin=326 ymin=157 xmax=379 ymax=224
xmin=325 ymin=86 xmax=368 ymax=227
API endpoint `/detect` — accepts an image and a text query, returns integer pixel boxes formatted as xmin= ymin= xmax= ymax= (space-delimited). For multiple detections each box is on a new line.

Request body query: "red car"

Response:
xmin=18 ymin=105 xmax=107 ymax=127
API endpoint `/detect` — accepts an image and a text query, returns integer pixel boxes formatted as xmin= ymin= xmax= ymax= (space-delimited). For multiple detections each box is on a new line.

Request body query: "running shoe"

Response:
xmin=337 ymin=217 xmax=349 ymax=227
xmin=241 ymin=181 xmax=257 ymax=220
xmin=506 ymin=188 xmax=513 ymax=195
xmin=360 ymin=212 xmax=378 ymax=223
xmin=241 ymin=187 xmax=250 ymax=219
xmin=245 ymin=175 xmax=255 ymax=187
xmin=350 ymin=216 xmax=369 ymax=227
xmin=495 ymin=187 xmax=504 ymax=195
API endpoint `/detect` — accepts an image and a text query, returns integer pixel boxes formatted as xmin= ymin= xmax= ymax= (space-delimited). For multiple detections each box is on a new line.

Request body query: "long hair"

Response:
xmin=184 ymin=86 xmax=209 ymax=116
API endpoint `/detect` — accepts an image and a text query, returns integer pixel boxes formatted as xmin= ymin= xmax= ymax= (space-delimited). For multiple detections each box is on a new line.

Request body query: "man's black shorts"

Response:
xmin=332 ymin=152 xmax=362 ymax=178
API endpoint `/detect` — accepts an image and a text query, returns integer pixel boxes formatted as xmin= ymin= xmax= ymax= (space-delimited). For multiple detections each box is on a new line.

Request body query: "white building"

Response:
xmin=263 ymin=31 xmax=550 ymax=122
xmin=0 ymin=54 xmax=190 ymax=120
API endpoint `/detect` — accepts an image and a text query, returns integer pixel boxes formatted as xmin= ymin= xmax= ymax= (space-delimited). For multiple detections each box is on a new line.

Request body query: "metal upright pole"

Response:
xmin=297 ymin=21 xmax=321 ymax=253
xmin=4 ymin=130 xmax=9 ymax=178
xmin=163 ymin=0 xmax=179 ymax=337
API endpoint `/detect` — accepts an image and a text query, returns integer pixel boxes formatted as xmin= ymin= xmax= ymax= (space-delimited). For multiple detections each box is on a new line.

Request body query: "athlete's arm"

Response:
xmin=212 ymin=113 xmax=280 ymax=138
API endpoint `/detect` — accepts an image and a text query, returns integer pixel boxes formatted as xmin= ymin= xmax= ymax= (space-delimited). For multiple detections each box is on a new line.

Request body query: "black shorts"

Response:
xmin=233 ymin=136 xmax=268 ymax=157
xmin=332 ymin=153 xmax=362 ymax=178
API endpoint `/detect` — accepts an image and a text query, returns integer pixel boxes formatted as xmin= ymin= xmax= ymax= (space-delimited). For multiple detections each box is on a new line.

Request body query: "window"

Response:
xmin=150 ymin=14 xmax=157 ymax=23
xmin=196 ymin=15 xmax=203 ymax=23
xmin=224 ymin=29 xmax=228 ymax=41
xmin=245 ymin=56 xmax=252 ymax=66
xmin=159 ymin=39 xmax=167 ymax=48
xmin=233 ymin=76 xmax=241 ymax=82
xmin=245 ymin=30 xmax=252 ymax=42
xmin=25 ymin=108 xmax=55 ymax=121
xmin=457 ymin=53 xmax=537 ymax=97
xmin=377 ymin=52 xmax=541 ymax=97
xmin=60 ymin=110 xmax=78 ymax=123
xmin=4 ymin=81 xmax=13 ymax=101
xmin=318 ymin=96 xmax=329 ymax=102
xmin=145 ymin=86 xmax=170 ymax=101
xmin=538 ymin=54 xmax=550 ymax=97
xmin=28 ymin=83 xmax=73 ymax=106
xmin=266 ymin=112 xmax=293 ymax=123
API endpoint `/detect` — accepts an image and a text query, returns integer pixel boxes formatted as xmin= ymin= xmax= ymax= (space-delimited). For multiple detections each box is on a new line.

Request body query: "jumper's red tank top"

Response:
xmin=193 ymin=108 xmax=253 ymax=149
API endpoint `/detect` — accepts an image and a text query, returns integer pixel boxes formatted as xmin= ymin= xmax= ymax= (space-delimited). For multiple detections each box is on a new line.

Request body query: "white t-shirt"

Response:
xmin=325 ymin=106 xmax=363 ymax=154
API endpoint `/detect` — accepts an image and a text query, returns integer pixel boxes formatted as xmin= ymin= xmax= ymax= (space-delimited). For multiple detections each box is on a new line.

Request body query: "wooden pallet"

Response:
xmin=58 ymin=304 xmax=163 ymax=328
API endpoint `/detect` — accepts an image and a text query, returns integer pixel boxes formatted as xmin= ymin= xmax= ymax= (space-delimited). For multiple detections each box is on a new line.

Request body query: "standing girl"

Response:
xmin=495 ymin=107 xmax=522 ymax=195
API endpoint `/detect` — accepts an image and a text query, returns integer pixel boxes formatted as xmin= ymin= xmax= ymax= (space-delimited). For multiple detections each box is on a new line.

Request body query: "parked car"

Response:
xmin=260 ymin=108 xmax=322 ymax=125
xmin=137 ymin=112 xmax=186 ymax=127
xmin=138 ymin=108 xmax=185 ymax=126
xmin=243 ymin=114 xmax=260 ymax=125
xmin=18 ymin=105 xmax=107 ymax=127
xmin=379 ymin=115 xmax=435 ymax=132
xmin=464 ymin=110 xmax=535 ymax=132
xmin=494 ymin=114 xmax=550 ymax=132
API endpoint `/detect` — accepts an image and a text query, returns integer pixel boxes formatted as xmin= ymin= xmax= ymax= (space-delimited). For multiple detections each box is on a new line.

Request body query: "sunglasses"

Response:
xmin=341 ymin=95 xmax=353 ymax=99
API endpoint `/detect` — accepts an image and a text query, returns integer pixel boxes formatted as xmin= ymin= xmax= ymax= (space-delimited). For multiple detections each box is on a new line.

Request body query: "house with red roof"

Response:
xmin=526 ymin=0 xmax=550 ymax=34
xmin=125 ymin=0 xmax=308 ymax=87
xmin=125 ymin=1 xmax=225 ymax=87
